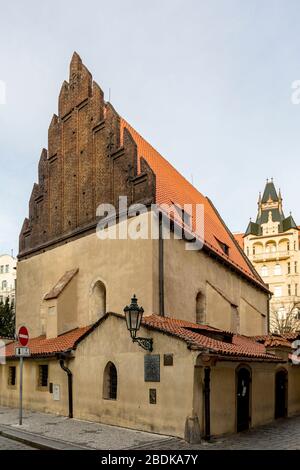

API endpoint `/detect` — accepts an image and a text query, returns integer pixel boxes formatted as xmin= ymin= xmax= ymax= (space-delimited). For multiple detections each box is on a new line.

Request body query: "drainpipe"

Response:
xmin=203 ymin=367 xmax=211 ymax=441
xmin=159 ymin=212 xmax=165 ymax=317
xmin=58 ymin=355 xmax=73 ymax=419
xmin=267 ymin=290 xmax=271 ymax=334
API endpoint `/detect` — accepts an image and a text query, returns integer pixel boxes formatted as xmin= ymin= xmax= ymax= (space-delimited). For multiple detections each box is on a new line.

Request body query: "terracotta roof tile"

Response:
xmin=3 ymin=325 xmax=90 ymax=358
xmin=142 ymin=315 xmax=280 ymax=361
xmin=120 ymin=119 xmax=267 ymax=291
xmin=2 ymin=314 xmax=284 ymax=362
xmin=233 ymin=233 xmax=244 ymax=250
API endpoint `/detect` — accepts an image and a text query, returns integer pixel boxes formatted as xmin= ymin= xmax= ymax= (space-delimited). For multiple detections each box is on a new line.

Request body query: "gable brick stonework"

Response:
xmin=19 ymin=52 xmax=156 ymax=258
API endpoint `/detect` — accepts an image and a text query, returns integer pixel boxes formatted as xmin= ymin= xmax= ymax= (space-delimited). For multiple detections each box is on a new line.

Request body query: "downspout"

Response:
xmin=58 ymin=355 xmax=73 ymax=419
xmin=159 ymin=212 xmax=165 ymax=316
xmin=203 ymin=367 xmax=211 ymax=441
xmin=267 ymin=292 xmax=271 ymax=334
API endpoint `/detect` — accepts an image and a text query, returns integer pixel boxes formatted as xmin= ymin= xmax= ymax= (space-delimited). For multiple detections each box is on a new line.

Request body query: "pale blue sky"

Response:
xmin=1 ymin=0 xmax=300 ymax=254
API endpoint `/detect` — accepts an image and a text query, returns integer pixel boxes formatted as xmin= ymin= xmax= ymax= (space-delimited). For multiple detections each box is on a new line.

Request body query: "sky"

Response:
xmin=1 ymin=0 xmax=300 ymax=255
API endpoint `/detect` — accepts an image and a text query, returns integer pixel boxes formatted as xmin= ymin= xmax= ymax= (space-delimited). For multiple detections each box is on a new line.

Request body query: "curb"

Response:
xmin=0 ymin=425 xmax=93 ymax=450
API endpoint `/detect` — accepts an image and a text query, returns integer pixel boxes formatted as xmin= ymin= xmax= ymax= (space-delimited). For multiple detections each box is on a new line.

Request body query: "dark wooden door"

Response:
xmin=275 ymin=370 xmax=287 ymax=419
xmin=237 ymin=368 xmax=251 ymax=432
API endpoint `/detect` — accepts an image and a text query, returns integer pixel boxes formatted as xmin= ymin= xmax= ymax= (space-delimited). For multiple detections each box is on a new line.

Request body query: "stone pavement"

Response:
xmin=0 ymin=405 xmax=300 ymax=450
xmin=133 ymin=416 xmax=300 ymax=450
xmin=0 ymin=434 xmax=35 ymax=450
xmin=0 ymin=406 xmax=170 ymax=450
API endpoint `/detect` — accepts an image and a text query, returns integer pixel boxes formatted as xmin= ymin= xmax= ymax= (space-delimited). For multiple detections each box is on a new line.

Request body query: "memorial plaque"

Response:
xmin=144 ymin=354 xmax=160 ymax=382
xmin=163 ymin=354 xmax=174 ymax=366
xmin=149 ymin=388 xmax=157 ymax=404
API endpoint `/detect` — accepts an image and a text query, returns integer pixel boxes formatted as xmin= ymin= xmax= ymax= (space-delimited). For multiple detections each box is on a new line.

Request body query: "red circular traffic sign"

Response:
xmin=18 ymin=326 xmax=29 ymax=347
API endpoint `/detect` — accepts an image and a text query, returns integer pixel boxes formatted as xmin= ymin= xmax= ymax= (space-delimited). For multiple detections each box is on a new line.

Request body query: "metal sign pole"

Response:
xmin=19 ymin=356 xmax=23 ymax=426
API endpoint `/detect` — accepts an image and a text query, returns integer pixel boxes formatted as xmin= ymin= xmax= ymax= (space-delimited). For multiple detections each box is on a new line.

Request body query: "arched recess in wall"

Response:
xmin=89 ymin=279 xmax=106 ymax=323
xmin=103 ymin=361 xmax=118 ymax=400
xmin=196 ymin=291 xmax=206 ymax=324
xmin=278 ymin=238 xmax=290 ymax=253
xmin=253 ymin=242 xmax=263 ymax=255
xmin=265 ymin=240 xmax=277 ymax=253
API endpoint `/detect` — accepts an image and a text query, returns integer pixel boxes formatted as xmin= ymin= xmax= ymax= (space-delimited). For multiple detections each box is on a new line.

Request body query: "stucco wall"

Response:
xmin=163 ymin=236 xmax=268 ymax=335
xmin=16 ymin=213 xmax=156 ymax=337
xmin=0 ymin=359 xmax=68 ymax=415
xmin=73 ymin=315 xmax=195 ymax=437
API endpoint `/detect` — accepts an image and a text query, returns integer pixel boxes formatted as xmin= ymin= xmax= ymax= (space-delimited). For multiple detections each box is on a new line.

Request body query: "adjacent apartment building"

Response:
xmin=0 ymin=254 xmax=16 ymax=306
xmin=235 ymin=180 xmax=300 ymax=332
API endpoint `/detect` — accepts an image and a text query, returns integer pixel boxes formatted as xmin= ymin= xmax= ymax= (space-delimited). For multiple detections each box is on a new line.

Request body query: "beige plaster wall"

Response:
xmin=163 ymin=236 xmax=268 ymax=335
xmin=17 ymin=213 xmax=157 ymax=337
xmin=0 ymin=359 xmax=68 ymax=415
xmin=72 ymin=315 xmax=195 ymax=438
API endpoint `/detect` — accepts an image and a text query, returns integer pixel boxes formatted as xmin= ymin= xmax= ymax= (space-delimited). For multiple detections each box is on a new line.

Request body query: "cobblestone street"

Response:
xmin=133 ymin=416 xmax=300 ymax=450
xmin=0 ymin=406 xmax=300 ymax=449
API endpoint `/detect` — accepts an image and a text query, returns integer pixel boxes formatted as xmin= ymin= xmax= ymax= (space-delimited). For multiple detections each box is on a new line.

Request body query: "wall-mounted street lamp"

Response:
xmin=124 ymin=295 xmax=153 ymax=352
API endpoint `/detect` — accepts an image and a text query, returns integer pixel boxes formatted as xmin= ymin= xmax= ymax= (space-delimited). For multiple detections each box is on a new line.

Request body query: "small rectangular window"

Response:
xmin=5 ymin=265 xmax=9 ymax=273
xmin=8 ymin=366 xmax=16 ymax=386
xmin=216 ymin=238 xmax=230 ymax=256
xmin=288 ymin=284 xmax=291 ymax=296
xmin=38 ymin=365 xmax=48 ymax=388
xmin=288 ymin=262 xmax=291 ymax=274
xmin=295 ymin=262 xmax=298 ymax=274
xmin=296 ymin=284 xmax=298 ymax=297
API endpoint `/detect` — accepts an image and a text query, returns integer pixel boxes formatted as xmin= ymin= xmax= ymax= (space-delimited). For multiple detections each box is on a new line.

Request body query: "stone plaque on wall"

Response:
xmin=144 ymin=354 xmax=160 ymax=382
xmin=163 ymin=354 xmax=174 ymax=366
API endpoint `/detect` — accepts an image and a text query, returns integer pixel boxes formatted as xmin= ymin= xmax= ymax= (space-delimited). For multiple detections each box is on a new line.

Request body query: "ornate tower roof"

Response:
xmin=245 ymin=180 xmax=297 ymax=236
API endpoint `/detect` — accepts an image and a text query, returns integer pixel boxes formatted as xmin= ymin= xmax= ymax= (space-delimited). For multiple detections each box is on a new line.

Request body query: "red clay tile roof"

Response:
xmin=3 ymin=325 xmax=91 ymax=358
xmin=233 ymin=233 xmax=244 ymax=250
xmin=120 ymin=119 xmax=267 ymax=292
xmin=142 ymin=314 xmax=280 ymax=361
xmin=264 ymin=336 xmax=292 ymax=348
xmin=2 ymin=313 xmax=282 ymax=361
xmin=254 ymin=333 xmax=300 ymax=349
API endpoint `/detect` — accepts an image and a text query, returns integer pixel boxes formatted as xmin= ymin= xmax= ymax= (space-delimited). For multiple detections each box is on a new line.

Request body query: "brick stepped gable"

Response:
xmin=19 ymin=52 xmax=156 ymax=258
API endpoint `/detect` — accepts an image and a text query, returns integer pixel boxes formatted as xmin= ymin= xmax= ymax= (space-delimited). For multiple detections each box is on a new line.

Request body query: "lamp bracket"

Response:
xmin=133 ymin=337 xmax=153 ymax=352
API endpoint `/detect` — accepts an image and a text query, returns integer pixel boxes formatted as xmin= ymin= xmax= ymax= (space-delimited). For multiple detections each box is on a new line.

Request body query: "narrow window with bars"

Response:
xmin=38 ymin=365 xmax=49 ymax=388
xmin=103 ymin=362 xmax=117 ymax=400
xmin=8 ymin=366 xmax=16 ymax=386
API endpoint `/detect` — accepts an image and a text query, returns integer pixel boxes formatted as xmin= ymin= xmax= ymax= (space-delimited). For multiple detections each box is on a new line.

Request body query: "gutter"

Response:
xmin=159 ymin=211 xmax=165 ymax=316
xmin=57 ymin=353 xmax=73 ymax=418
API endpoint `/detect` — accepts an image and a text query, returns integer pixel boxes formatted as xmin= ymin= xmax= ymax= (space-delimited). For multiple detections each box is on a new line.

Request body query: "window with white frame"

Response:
xmin=274 ymin=286 xmax=282 ymax=298
xmin=277 ymin=307 xmax=286 ymax=320
xmin=274 ymin=264 xmax=282 ymax=276
xmin=261 ymin=265 xmax=268 ymax=277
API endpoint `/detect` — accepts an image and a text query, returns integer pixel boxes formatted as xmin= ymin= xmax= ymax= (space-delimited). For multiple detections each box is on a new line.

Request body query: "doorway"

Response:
xmin=236 ymin=367 xmax=251 ymax=432
xmin=275 ymin=369 xmax=288 ymax=419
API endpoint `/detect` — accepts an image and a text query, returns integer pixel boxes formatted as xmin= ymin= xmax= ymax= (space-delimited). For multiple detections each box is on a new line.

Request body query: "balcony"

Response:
xmin=251 ymin=251 xmax=291 ymax=262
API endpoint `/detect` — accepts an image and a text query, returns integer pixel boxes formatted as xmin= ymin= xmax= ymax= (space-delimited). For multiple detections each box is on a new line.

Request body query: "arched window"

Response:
xmin=261 ymin=265 xmax=268 ymax=277
xmin=1 ymin=280 xmax=7 ymax=290
xmin=90 ymin=280 xmax=106 ymax=321
xmin=103 ymin=362 xmax=117 ymax=400
xmin=274 ymin=264 xmax=282 ymax=276
xmin=196 ymin=291 xmax=206 ymax=324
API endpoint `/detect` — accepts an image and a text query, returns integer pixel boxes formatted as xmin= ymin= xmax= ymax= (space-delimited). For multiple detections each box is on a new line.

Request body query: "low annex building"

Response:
xmin=1 ymin=314 xmax=298 ymax=438
xmin=1 ymin=53 xmax=300 ymax=440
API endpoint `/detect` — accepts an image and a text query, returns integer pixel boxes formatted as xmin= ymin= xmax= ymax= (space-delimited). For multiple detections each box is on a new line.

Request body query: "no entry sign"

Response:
xmin=18 ymin=326 xmax=29 ymax=347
